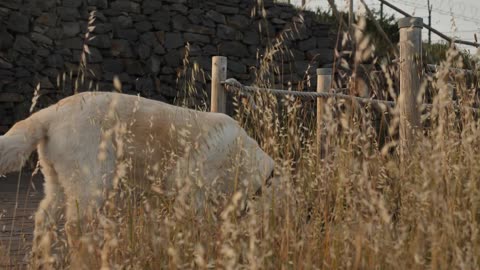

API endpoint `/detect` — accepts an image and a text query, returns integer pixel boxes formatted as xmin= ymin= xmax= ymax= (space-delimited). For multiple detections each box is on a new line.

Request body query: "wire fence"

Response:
xmin=222 ymin=78 xmax=480 ymax=112
xmin=222 ymin=78 xmax=395 ymax=107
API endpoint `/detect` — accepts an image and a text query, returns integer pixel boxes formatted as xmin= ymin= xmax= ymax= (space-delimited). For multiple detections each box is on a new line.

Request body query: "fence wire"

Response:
xmin=222 ymin=78 xmax=480 ymax=112
xmin=223 ymin=78 xmax=396 ymax=108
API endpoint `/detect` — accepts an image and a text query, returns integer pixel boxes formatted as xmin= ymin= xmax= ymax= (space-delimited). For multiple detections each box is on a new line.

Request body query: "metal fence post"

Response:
xmin=211 ymin=56 xmax=227 ymax=113
xmin=398 ymin=17 xmax=422 ymax=159
xmin=317 ymin=68 xmax=332 ymax=158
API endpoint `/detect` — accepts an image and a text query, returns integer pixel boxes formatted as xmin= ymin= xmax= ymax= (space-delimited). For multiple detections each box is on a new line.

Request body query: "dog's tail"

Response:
xmin=0 ymin=112 xmax=48 ymax=174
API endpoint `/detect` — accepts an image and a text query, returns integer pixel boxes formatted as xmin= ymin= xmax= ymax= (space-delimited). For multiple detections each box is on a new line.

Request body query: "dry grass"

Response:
xmin=4 ymin=5 xmax=480 ymax=270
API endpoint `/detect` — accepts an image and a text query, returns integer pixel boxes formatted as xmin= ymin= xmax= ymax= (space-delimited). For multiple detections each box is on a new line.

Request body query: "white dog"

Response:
xmin=0 ymin=91 xmax=275 ymax=266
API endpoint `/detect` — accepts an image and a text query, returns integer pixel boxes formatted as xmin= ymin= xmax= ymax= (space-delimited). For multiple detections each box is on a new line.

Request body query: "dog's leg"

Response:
xmin=64 ymin=166 xmax=113 ymax=269
xmin=31 ymin=162 xmax=64 ymax=269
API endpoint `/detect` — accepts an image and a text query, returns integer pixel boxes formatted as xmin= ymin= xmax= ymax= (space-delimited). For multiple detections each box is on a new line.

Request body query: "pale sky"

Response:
xmin=290 ymin=0 xmax=480 ymax=54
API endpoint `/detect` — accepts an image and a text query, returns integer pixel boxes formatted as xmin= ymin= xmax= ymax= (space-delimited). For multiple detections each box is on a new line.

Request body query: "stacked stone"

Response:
xmin=0 ymin=0 xmax=334 ymax=132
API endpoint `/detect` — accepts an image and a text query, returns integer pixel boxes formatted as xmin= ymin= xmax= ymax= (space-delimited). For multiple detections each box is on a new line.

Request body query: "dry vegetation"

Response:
xmin=3 ymin=4 xmax=480 ymax=270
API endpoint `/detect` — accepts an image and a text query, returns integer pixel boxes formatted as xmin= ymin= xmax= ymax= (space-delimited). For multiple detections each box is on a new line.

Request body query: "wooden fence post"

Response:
xmin=211 ymin=56 xmax=227 ymax=113
xmin=316 ymin=68 xmax=332 ymax=158
xmin=398 ymin=17 xmax=422 ymax=159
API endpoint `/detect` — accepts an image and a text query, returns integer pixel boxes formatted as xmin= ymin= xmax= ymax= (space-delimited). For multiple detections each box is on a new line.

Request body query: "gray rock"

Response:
xmin=172 ymin=14 xmax=189 ymax=31
xmin=61 ymin=37 xmax=83 ymax=50
xmin=153 ymin=44 xmax=166 ymax=55
xmin=217 ymin=25 xmax=236 ymax=40
xmin=161 ymin=66 xmax=174 ymax=75
xmin=186 ymin=44 xmax=202 ymax=56
xmin=87 ymin=0 xmax=108 ymax=9
xmin=63 ymin=0 xmax=82 ymax=8
xmin=228 ymin=15 xmax=250 ymax=29
xmin=173 ymin=14 xmax=215 ymax=35
xmin=163 ymin=0 xmax=186 ymax=3
xmin=93 ymin=23 xmax=113 ymax=34
xmin=202 ymin=18 xmax=216 ymax=28
xmin=152 ymin=22 xmax=169 ymax=31
xmin=294 ymin=61 xmax=311 ymax=75
xmin=316 ymin=37 xmax=333 ymax=48
xmin=146 ymin=54 xmax=161 ymax=73
xmin=0 ymin=93 xmax=24 ymax=102
xmin=125 ymin=59 xmax=145 ymax=75
xmin=298 ymin=37 xmax=316 ymax=51
xmin=14 ymin=68 xmax=31 ymax=78
xmin=13 ymin=35 xmax=36 ymax=54
xmin=216 ymin=5 xmax=238 ymax=14
xmin=142 ymin=0 xmax=163 ymax=13
xmin=45 ymin=27 xmax=63 ymax=40
xmin=115 ymin=28 xmax=138 ymax=41
xmin=164 ymin=49 xmax=180 ymax=67
xmin=190 ymin=56 xmax=210 ymax=71
xmin=188 ymin=13 xmax=202 ymax=25
xmin=306 ymin=49 xmax=333 ymax=63
xmin=95 ymin=11 xmax=108 ymax=22
xmin=290 ymin=49 xmax=305 ymax=60
xmin=171 ymin=4 xmax=188 ymax=14
xmin=164 ymin=32 xmax=183 ymax=49
xmin=33 ymin=25 xmax=49 ymax=34
xmin=206 ymin=10 xmax=226 ymax=24
xmin=243 ymin=31 xmax=259 ymax=45
xmin=35 ymin=75 xmax=54 ymax=89
xmin=7 ymin=12 xmax=29 ymax=33
xmin=137 ymin=43 xmax=151 ymax=59
xmin=0 ymin=69 xmax=14 ymax=81
xmin=134 ymin=21 xmax=152 ymax=32
xmin=0 ymin=0 xmax=22 ymax=9
xmin=35 ymin=12 xmax=57 ymax=27
xmin=112 ymin=15 xmax=133 ymax=28
xmin=88 ymin=34 xmax=112 ymax=49
xmin=75 ymin=46 xmax=103 ymax=63
xmin=31 ymin=32 xmax=53 ymax=45
xmin=200 ymin=43 xmax=214 ymax=54
xmin=111 ymin=39 xmax=133 ymax=57
xmin=41 ymin=67 xmax=59 ymax=79
xmin=111 ymin=1 xmax=141 ymax=13
xmin=140 ymin=32 xmax=159 ymax=46
xmin=135 ymin=77 xmax=154 ymax=93
xmin=184 ymin=33 xmax=210 ymax=44
xmin=57 ymin=7 xmax=80 ymax=22
xmin=227 ymin=60 xmax=246 ymax=74
xmin=155 ymin=31 xmax=165 ymax=43
xmin=102 ymin=59 xmax=124 ymax=73
xmin=0 ymin=58 xmax=13 ymax=69
xmin=271 ymin=18 xmax=287 ymax=24
xmin=36 ymin=48 xmax=51 ymax=57
xmin=62 ymin=22 xmax=80 ymax=37
xmin=258 ymin=20 xmax=275 ymax=37
xmin=150 ymin=10 xmax=170 ymax=24
xmin=0 ymin=29 xmax=14 ymax=49
xmin=219 ymin=41 xmax=248 ymax=57
xmin=47 ymin=54 xmax=64 ymax=68
xmin=56 ymin=48 xmax=72 ymax=56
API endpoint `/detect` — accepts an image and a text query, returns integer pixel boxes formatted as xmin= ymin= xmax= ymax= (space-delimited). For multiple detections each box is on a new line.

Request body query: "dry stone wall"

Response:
xmin=0 ymin=0 xmax=334 ymax=133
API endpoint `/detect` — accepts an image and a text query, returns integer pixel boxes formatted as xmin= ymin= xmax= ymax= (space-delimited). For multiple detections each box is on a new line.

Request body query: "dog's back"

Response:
xmin=1 ymin=91 xmax=274 ymax=196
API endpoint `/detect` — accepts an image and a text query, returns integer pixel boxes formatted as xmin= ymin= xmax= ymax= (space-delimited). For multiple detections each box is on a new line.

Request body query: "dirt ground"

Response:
xmin=0 ymin=170 xmax=44 ymax=269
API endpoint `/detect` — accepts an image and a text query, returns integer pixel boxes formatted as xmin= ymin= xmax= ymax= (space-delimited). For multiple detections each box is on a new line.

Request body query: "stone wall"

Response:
xmin=0 ymin=0 xmax=335 ymax=133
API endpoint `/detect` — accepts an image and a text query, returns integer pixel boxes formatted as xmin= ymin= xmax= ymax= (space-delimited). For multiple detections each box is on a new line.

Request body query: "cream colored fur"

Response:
xmin=0 ymin=91 xmax=275 ymax=267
